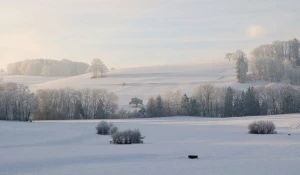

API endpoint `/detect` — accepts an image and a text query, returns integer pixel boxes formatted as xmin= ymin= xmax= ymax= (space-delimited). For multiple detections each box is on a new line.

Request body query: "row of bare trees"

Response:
xmin=0 ymin=83 xmax=35 ymax=121
xmin=2 ymin=82 xmax=300 ymax=120
xmin=33 ymin=88 xmax=118 ymax=120
xmin=0 ymin=83 xmax=119 ymax=121
xmin=146 ymin=84 xmax=300 ymax=118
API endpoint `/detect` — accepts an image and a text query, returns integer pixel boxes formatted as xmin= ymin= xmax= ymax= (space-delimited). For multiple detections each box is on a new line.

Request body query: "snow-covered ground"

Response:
xmin=1 ymin=114 xmax=300 ymax=175
xmin=27 ymin=59 xmax=273 ymax=108
xmin=1 ymin=75 xmax=64 ymax=86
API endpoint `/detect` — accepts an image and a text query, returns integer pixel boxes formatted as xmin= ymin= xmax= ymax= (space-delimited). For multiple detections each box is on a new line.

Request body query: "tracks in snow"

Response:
xmin=290 ymin=123 xmax=300 ymax=129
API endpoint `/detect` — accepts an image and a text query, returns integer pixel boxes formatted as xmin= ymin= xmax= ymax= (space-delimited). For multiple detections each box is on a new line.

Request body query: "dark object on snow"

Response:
xmin=288 ymin=134 xmax=291 ymax=136
xmin=188 ymin=155 xmax=198 ymax=159
xmin=28 ymin=119 xmax=32 ymax=122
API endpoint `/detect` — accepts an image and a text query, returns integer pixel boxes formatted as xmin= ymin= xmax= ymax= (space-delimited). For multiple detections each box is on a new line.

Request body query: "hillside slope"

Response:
xmin=1 ymin=75 xmax=64 ymax=86
xmin=29 ymin=59 xmax=272 ymax=107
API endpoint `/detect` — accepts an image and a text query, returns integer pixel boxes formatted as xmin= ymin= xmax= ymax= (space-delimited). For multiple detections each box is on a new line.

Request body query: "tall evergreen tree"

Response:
xmin=224 ymin=87 xmax=234 ymax=117
xmin=233 ymin=92 xmax=245 ymax=117
xmin=156 ymin=95 xmax=163 ymax=117
xmin=147 ymin=97 xmax=157 ymax=117
xmin=95 ymin=99 xmax=105 ymax=119
xmin=225 ymin=50 xmax=248 ymax=83
xmin=260 ymin=100 xmax=268 ymax=115
xmin=244 ymin=87 xmax=260 ymax=116
xmin=74 ymin=100 xmax=85 ymax=119
xmin=190 ymin=98 xmax=198 ymax=116
xmin=283 ymin=93 xmax=295 ymax=113
xmin=180 ymin=94 xmax=190 ymax=115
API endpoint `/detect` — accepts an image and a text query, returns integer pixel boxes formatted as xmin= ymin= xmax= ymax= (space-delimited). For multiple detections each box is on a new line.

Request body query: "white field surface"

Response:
xmin=28 ymin=60 xmax=273 ymax=108
xmin=1 ymin=75 xmax=64 ymax=86
xmin=1 ymin=114 xmax=300 ymax=175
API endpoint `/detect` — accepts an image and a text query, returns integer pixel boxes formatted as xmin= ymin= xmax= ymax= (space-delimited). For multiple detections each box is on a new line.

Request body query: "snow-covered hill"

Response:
xmin=1 ymin=75 xmax=65 ymax=86
xmin=29 ymin=59 xmax=272 ymax=108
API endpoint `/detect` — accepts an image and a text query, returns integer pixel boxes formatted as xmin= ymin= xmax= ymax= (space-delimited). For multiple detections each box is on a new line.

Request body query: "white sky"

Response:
xmin=0 ymin=0 xmax=299 ymax=69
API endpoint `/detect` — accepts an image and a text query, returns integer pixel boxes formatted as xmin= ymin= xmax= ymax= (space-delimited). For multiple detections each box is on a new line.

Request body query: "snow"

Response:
xmin=1 ymin=114 xmax=300 ymax=175
xmin=27 ymin=59 xmax=273 ymax=108
xmin=1 ymin=75 xmax=64 ymax=86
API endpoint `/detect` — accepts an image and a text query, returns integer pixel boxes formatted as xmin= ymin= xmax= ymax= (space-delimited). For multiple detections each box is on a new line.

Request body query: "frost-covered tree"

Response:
xmin=162 ymin=90 xmax=182 ymax=116
xmin=0 ymin=83 xmax=35 ymax=121
xmin=88 ymin=58 xmax=108 ymax=78
xmin=225 ymin=50 xmax=248 ymax=83
xmin=250 ymin=38 xmax=300 ymax=84
xmin=193 ymin=84 xmax=216 ymax=117
xmin=129 ymin=97 xmax=143 ymax=107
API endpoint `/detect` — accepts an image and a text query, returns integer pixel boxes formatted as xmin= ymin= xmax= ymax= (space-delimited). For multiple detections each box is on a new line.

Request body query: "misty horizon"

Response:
xmin=1 ymin=0 xmax=300 ymax=70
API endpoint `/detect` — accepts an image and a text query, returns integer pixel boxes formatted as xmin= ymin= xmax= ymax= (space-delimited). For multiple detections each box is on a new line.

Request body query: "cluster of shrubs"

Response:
xmin=96 ymin=121 xmax=145 ymax=144
xmin=248 ymin=120 xmax=277 ymax=134
xmin=111 ymin=129 xmax=145 ymax=144
xmin=96 ymin=121 xmax=116 ymax=135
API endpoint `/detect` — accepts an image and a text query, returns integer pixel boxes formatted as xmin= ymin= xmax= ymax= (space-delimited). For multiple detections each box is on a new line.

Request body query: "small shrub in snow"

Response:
xmin=96 ymin=121 xmax=112 ymax=135
xmin=111 ymin=129 xmax=145 ymax=144
xmin=248 ymin=120 xmax=276 ymax=134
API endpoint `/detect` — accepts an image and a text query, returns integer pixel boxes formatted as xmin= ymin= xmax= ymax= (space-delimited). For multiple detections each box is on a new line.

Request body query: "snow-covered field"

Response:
xmin=1 ymin=114 xmax=300 ymax=175
xmin=1 ymin=75 xmax=64 ymax=86
xmin=24 ymin=59 xmax=273 ymax=108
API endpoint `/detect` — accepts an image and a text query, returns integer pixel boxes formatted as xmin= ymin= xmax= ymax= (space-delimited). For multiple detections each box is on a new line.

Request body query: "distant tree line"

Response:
xmin=2 ymin=82 xmax=300 ymax=121
xmin=251 ymin=38 xmax=300 ymax=84
xmin=7 ymin=59 xmax=89 ymax=77
xmin=0 ymin=83 xmax=35 ymax=121
xmin=0 ymin=83 xmax=119 ymax=121
xmin=33 ymin=88 xmax=119 ymax=120
xmin=146 ymin=84 xmax=300 ymax=118
xmin=227 ymin=38 xmax=300 ymax=84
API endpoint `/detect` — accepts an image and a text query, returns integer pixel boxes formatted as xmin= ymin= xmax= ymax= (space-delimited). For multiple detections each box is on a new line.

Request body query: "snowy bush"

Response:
xmin=248 ymin=120 xmax=276 ymax=134
xmin=96 ymin=121 xmax=113 ymax=135
xmin=111 ymin=129 xmax=144 ymax=144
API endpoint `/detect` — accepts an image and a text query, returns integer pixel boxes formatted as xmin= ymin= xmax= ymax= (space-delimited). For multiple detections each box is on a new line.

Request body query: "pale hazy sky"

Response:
xmin=0 ymin=0 xmax=299 ymax=69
